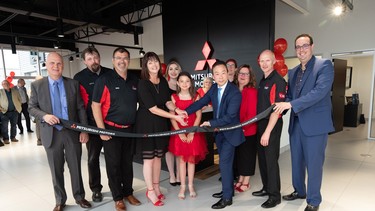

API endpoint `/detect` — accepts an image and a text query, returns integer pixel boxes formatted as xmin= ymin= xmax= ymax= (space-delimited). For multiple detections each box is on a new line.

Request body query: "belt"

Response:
xmin=104 ymin=120 xmax=131 ymax=129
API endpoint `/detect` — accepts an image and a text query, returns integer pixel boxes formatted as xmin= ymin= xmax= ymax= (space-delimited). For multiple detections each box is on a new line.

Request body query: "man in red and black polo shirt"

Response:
xmin=91 ymin=47 xmax=140 ymax=211
xmin=252 ymin=50 xmax=287 ymax=209
xmin=73 ymin=47 xmax=110 ymax=203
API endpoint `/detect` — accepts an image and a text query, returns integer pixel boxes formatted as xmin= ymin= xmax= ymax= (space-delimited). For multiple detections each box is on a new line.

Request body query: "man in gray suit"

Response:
xmin=29 ymin=52 xmax=92 ymax=211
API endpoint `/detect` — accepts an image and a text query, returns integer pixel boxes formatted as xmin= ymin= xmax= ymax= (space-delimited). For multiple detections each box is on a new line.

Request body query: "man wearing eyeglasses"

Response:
xmin=273 ymin=34 xmax=334 ymax=211
xmin=225 ymin=59 xmax=237 ymax=82
xmin=92 ymin=47 xmax=141 ymax=211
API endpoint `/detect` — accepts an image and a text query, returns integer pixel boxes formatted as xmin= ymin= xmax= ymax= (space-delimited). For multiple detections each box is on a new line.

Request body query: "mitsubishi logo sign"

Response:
xmin=195 ymin=41 xmax=216 ymax=71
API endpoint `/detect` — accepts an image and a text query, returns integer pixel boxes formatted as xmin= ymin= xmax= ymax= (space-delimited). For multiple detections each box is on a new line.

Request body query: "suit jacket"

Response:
xmin=287 ymin=56 xmax=334 ymax=136
xmin=28 ymin=77 xmax=88 ymax=148
xmin=0 ymin=87 xmax=22 ymax=113
xmin=186 ymin=82 xmax=245 ymax=146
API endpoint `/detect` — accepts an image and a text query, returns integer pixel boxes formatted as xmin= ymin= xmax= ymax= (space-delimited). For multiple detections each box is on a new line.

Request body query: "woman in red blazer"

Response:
xmin=233 ymin=64 xmax=257 ymax=193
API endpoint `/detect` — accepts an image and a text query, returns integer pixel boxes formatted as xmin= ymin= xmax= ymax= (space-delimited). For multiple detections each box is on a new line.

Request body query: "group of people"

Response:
xmin=177 ymin=33 xmax=333 ymax=211
xmin=14 ymin=33 xmax=332 ymax=211
xmin=0 ymin=78 xmax=37 ymax=147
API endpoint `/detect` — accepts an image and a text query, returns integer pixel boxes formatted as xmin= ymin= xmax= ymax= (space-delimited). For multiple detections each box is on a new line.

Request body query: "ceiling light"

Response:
xmin=333 ymin=5 xmax=344 ymax=16
xmin=53 ymin=41 xmax=61 ymax=49
xmin=332 ymin=0 xmax=353 ymax=16
xmin=139 ymin=49 xmax=145 ymax=56
xmin=56 ymin=17 xmax=64 ymax=37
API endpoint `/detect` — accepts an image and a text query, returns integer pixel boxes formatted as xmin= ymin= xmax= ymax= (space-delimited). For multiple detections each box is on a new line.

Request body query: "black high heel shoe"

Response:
xmin=170 ymin=182 xmax=178 ymax=186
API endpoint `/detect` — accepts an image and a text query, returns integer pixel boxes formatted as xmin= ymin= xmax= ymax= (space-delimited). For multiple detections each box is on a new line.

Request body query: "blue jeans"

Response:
xmin=1 ymin=111 xmax=19 ymax=140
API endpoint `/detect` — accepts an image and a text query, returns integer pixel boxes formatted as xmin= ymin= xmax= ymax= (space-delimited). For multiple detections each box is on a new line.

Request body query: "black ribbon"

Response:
xmin=59 ymin=105 xmax=275 ymax=138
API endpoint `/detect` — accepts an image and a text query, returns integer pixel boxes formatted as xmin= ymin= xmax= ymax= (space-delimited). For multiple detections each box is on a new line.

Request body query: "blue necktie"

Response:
xmin=217 ymin=87 xmax=222 ymax=118
xmin=53 ymin=81 xmax=63 ymax=130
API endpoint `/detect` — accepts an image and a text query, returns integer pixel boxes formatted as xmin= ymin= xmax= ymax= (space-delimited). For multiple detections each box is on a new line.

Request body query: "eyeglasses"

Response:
xmin=238 ymin=72 xmax=250 ymax=76
xmin=113 ymin=57 xmax=130 ymax=61
xmin=295 ymin=44 xmax=311 ymax=50
xmin=226 ymin=64 xmax=235 ymax=67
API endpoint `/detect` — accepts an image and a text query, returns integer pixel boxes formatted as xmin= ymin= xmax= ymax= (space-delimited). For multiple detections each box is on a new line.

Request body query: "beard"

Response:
xmin=90 ymin=63 xmax=100 ymax=73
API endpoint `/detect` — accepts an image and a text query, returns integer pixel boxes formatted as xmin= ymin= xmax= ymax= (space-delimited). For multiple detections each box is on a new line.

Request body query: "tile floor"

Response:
xmin=1 ymin=123 xmax=375 ymax=211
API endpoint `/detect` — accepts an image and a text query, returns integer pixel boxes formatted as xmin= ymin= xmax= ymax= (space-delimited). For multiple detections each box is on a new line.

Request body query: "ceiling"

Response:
xmin=0 ymin=0 xmax=162 ymax=51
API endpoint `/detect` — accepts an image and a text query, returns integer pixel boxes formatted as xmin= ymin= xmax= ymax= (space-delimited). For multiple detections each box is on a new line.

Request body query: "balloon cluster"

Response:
xmin=6 ymin=71 xmax=15 ymax=88
xmin=273 ymin=38 xmax=288 ymax=77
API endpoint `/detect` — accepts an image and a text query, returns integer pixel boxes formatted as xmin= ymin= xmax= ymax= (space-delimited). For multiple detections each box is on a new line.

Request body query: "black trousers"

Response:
xmin=86 ymin=133 xmax=103 ymax=193
xmin=102 ymin=125 xmax=135 ymax=201
xmin=1 ymin=111 xmax=18 ymax=140
xmin=17 ymin=103 xmax=32 ymax=131
xmin=257 ymin=118 xmax=282 ymax=201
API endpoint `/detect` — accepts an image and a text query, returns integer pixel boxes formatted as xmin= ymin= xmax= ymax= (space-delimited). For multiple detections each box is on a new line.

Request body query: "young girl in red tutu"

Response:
xmin=169 ymin=71 xmax=208 ymax=200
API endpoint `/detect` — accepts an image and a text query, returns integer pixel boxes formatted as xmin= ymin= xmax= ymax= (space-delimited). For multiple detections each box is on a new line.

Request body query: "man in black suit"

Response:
xmin=29 ymin=52 xmax=91 ymax=211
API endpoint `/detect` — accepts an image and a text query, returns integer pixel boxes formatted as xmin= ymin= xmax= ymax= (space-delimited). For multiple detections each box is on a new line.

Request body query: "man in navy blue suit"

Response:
xmin=177 ymin=60 xmax=245 ymax=209
xmin=274 ymin=34 xmax=334 ymax=211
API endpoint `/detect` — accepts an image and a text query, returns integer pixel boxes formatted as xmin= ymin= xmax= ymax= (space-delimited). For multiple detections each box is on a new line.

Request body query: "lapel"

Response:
xmin=298 ymin=64 xmax=314 ymax=96
xmin=62 ymin=77 xmax=71 ymax=118
xmin=216 ymin=83 xmax=230 ymax=118
xmin=42 ymin=78 xmax=53 ymax=113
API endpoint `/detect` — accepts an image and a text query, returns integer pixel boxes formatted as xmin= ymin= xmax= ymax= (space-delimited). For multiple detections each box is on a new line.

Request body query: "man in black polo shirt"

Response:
xmin=91 ymin=47 xmax=140 ymax=211
xmin=73 ymin=47 xmax=110 ymax=202
xmin=252 ymin=50 xmax=286 ymax=209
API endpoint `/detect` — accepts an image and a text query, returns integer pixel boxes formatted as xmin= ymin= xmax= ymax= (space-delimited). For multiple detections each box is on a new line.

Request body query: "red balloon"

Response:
xmin=10 ymin=71 xmax=15 ymax=77
xmin=6 ymin=76 xmax=13 ymax=82
xmin=274 ymin=38 xmax=288 ymax=55
xmin=161 ymin=63 xmax=167 ymax=75
xmin=273 ymin=54 xmax=285 ymax=70
xmin=276 ymin=64 xmax=288 ymax=77
xmin=9 ymin=83 xmax=14 ymax=88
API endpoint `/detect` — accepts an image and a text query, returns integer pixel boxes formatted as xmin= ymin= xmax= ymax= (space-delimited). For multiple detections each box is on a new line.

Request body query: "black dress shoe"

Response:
xmin=212 ymin=191 xmax=223 ymax=198
xmin=282 ymin=191 xmax=306 ymax=201
xmin=92 ymin=191 xmax=103 ymax=202
xmin=27 ymin=130 xmax=34 ymax=133
xmin=19 ymin=131 xmax=23 ymax=134
xmin=252 ymin=189 xmax=268 ymax=197
xmin=76 ymin=199 xmax=92 ymax=208
xmin=211 ymin=198 xmax=233 ymax=209
xmin=170 ymin=182 xmax=177 ymax=186
xmin=305 ymin=204 xmax=319 ymax=211
xmin=261 ymin=198 xmax=281 ymax=208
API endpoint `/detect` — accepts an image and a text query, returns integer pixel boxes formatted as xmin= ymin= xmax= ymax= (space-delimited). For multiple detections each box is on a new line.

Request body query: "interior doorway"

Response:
xmin=331 ymin=50 xmax=375 ymax=140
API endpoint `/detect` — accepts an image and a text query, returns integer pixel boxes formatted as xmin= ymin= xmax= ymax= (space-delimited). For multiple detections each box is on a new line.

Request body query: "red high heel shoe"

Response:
xmin=153 ymin=183 xmax=166 ymax=200
xmin=235 ymin=183 xmax=250 ymax=193
xmin=146 ymin=189 xmax=164 ymax=206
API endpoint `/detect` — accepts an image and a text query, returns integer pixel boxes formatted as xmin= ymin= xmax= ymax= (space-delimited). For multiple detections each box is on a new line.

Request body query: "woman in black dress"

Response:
xmin=135 ymin=52 xmax=186 ymax=206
